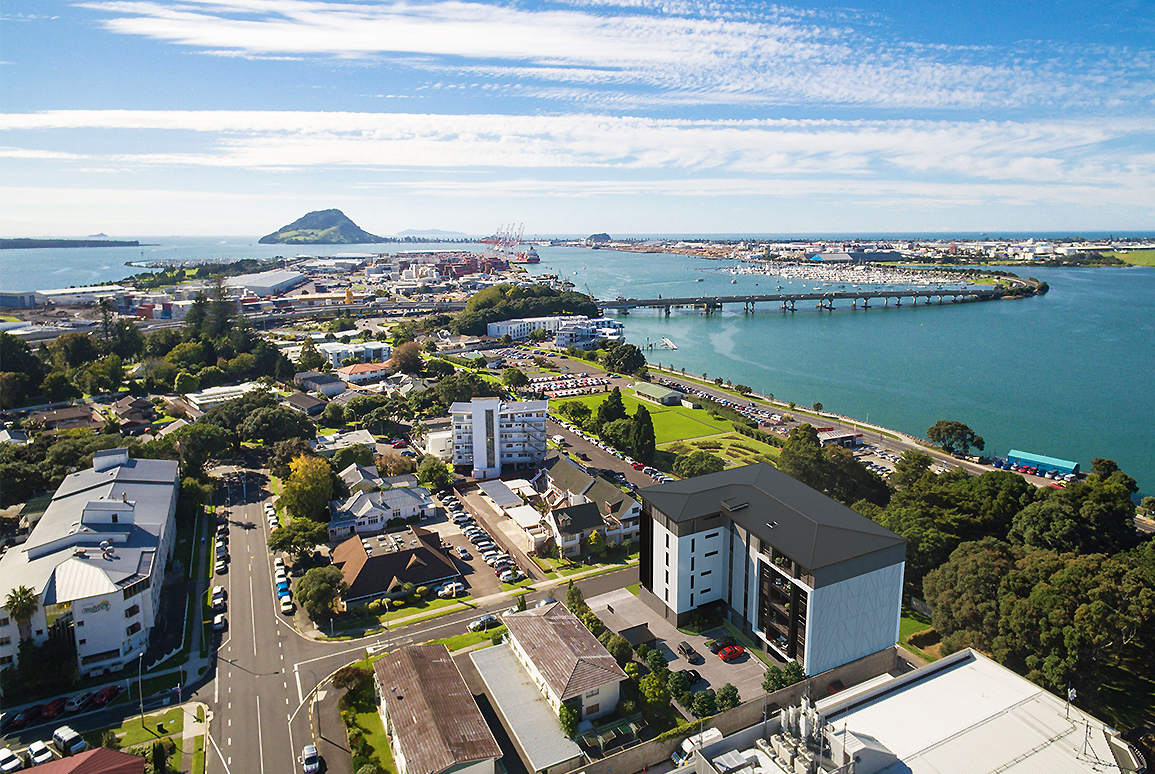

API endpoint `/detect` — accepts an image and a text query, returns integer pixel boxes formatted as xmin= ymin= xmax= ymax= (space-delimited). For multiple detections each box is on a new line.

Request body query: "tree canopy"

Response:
xmin=926 ymin=420 xmax=985 ymax=456
xmin=280 ymin=455 xmax=335 ymax=522
xmin=453 ymin=284 xmax=599 ymax=336
xmin=673 ymin=450 xmax=725 ymax=478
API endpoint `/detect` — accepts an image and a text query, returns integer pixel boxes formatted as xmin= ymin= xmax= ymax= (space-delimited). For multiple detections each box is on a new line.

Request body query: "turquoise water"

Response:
xmin=4 ymin=238 xmax=1151 ymax=492
xmin=529 ymin=246 xmax=1155 ymax=494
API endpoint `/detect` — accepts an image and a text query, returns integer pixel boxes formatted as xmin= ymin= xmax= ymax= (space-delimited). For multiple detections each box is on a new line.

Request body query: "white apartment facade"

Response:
xmin=0 ymin=449 xmax=179 ymax=683
xmin=450 ymin=399 xmax=548 ymax=479
xmin=317 ymin=341 xmax=391 ymax=367
xmin=485 ymin=315 xmax=589 ymax=341
xmin=554 ymin=318 xmax=625 ymax=349
xmin=184 ymin=381 xmax=261 ymax=410
xmin=639 ymin=463 xmax=906 ymax=676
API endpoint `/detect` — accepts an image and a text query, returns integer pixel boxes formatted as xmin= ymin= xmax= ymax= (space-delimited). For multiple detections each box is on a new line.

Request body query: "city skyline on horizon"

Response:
xmin=2 ymin=0 xmax=1153 ymax=236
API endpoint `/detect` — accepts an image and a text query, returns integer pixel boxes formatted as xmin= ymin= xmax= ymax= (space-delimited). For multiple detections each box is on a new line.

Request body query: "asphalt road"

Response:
xmin=196 ymin=466 xmax=638 ymax=774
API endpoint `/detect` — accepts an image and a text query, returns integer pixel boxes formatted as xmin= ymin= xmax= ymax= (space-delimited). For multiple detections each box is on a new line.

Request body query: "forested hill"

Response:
xmin=258 ymin=209 xmax=386 ymax=244
xmin=452 ymin=284 xmax=600 ymax=336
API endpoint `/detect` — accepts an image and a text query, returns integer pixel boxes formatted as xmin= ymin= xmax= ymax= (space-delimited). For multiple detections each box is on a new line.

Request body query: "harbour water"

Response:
xmin=3 ymin=237 xmax=1152 ymax=492
xmin=528 ymin=246 xmax=1155 ymax=494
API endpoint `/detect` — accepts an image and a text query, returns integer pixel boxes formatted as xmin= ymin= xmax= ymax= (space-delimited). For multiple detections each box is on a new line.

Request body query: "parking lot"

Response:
xmin=587 ymin=589 xmax=777 ymax=704
xmin=429 ymin=493 xmax=532 ymax=598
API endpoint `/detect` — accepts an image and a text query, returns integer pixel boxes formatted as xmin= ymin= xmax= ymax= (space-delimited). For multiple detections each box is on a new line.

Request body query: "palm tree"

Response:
xmin=5 ymin=586 xmax=39 ymax=643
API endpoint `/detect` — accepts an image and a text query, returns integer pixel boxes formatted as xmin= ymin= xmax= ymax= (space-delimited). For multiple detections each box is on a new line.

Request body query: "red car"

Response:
xmin=717 ymin=645 xmax=745 ymax=662
xmin=631 ymin=462 xmax=645 ymax=470
xmin=11 ymin=704 xmax=43 ymax=729
xmin=391 ymin=440 xmax=406 ymax=449
xmin=91 ymin=685 xmax=121 ymax=707
xmin=41 ymin=697 xmax=68 ymax=720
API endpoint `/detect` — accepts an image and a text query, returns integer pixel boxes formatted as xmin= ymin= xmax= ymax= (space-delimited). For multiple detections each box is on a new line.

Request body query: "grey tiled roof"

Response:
xmin=639 ymin=463 xmax=904 ymax=571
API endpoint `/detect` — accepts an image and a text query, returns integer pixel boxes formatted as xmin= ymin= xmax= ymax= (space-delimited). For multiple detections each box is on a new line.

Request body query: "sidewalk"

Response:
xmin=302 ymin=560 xmax=638 ymax=641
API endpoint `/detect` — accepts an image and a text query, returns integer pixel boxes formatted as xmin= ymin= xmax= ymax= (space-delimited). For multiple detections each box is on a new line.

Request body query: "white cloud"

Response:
xmin=74 ymin=0 xmax=1155 ymax=110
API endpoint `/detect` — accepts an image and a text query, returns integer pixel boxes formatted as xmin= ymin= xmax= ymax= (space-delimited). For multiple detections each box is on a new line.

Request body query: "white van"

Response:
xmin=53 ymin=725 xmax=87 ymax=756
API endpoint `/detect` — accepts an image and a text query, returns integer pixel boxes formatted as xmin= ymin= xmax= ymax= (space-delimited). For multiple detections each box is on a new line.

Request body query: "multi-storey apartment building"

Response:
xmin=485 ymin=315 xmax=589 ymax=340
xmin=0 ymin=449 xmax=179 ymax=681
xmin=450 ymin=399 xmax=547 ymax=479
xmin=638 ymin=463 xmax=905 ymax=676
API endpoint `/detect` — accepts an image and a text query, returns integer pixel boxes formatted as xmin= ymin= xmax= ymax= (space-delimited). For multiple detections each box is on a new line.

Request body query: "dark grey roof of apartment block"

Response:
xmin=639 ymin=463 xmax=904 ymax=571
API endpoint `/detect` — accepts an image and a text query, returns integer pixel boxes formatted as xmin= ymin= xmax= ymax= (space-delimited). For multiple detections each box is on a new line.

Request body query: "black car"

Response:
xmin=707 ymin=636 xmax=737 ymax=654
xmin=678 ymin=669 xmax=702 ymax=685
xmin=677 ymin=641 xmax=703 ymax=664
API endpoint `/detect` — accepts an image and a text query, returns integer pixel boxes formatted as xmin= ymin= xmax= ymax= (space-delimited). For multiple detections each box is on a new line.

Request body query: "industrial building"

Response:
xmin=673 ymin=648 xmax=1145 ymax=774
xmin=33 ymin=285 xmax=129 ymax=306
xmin=638 ymin=463 xmax=905 ymax=675
xmin=0 ymin=449 xmax=179 ymax=679
xmin=451 ymin=398 xmax=548 ymax=479
xmin=1006 ymin=449 xmax=1080 ymax=475
xmin=224 ymin=269 xmax=307 ymax=297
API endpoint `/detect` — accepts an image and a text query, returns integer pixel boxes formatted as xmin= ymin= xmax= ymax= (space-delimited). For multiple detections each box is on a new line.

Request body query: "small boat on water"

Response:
xmin=695 ymin=277 xmax=704 ymax=282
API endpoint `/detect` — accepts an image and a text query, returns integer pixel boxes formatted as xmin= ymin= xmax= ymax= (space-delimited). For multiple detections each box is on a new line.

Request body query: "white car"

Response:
xmin=299 ymin=744 xmax=320 ymax=774
xmin=273 ymin=557 xmax=285 ymax=571
xmin=438 ymin=582 xmax=465 ymax=598
xmin=274 ymin=569 xmax=287 ymax=583
xmin=27 ymin=741 xmax=52 ymax=766
xmin=212 ymin=614 xmax=227 ymax=631
xmin=0 ymin=748 xmax=22 ymax=773
xmin=280 ymin=597 xmax=295 ymax=614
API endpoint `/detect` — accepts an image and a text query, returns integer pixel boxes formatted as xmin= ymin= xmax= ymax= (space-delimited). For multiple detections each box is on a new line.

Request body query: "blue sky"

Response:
xmin=1 ymin=0 xmax=1153 ymax=236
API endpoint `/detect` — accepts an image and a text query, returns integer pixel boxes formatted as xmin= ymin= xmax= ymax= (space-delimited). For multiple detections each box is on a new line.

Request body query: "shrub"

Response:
xmin=367 ymin=600 xmax=382 ymax=613
xmin=415 ymin=586 xmax=429 ymax=599
xmin=491 ymin=630 xmax=505 ymax=646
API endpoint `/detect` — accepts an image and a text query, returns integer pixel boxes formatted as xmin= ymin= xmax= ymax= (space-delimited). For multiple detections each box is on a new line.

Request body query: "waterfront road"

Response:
xmin=196 ymin=466 xmax=637 ymax=774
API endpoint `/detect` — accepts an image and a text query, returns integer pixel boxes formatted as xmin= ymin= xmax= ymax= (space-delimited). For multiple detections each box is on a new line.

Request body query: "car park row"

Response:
xmin=548 ymin=414 xmax=675 ymax=485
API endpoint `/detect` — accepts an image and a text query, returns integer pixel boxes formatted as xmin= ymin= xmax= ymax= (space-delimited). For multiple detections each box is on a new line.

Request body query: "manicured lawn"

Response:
xmin=561 ymin=390 xmax=731 ymax=443
xmin=500 ymin=578 xmax=535 ymax=591
xmin=626 ymin=582 xmax=641 ymax=596
xmin=1110 ymin=249 xmax=1155 ymax=266
xmin=898 ymin=607 xmax=938 ymax=662
xmin=661 ymin=433 xmax=779 ymax=469
xmin=433 ymin=625 xmax=507 ymax=652
xmin=354 ymin=708 xmax=396 ymax=774
xmin=84 ymin=707 xmax=185 ymax=749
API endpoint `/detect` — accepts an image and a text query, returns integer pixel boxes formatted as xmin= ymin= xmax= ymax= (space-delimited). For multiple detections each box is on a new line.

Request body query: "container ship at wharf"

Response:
xmin=484 ymin=223 xmax=540 ymax=264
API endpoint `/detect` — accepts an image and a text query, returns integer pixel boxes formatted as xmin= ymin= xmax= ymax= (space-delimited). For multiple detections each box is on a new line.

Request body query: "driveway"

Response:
xmin=456 ymin=489 xmax=546 ymax=583
xmin=587 ymin=589 xmax=776 ymax=704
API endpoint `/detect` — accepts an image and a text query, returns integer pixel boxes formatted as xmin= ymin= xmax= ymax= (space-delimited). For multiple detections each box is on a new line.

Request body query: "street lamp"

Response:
xmin=138 ymin=652 xmax=145 ymax=723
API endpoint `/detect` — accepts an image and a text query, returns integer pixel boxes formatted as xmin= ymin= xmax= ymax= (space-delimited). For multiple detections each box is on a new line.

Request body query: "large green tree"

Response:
xmin=777 ymin=424 xmax=829 ymax=491
xmin=596 ymin=387 xmax=627 ymax=429
xmin=672 ymin=450 xmax=725 ymax=478
xmin=267 ymin=518 xmax=328 ymax=560
xmin=239 ymin=405 xmax=315 ymax=445
xmin=4 ymin=585 xmax=40 ymax=643
xmin=926 ymin=420 xmax=985 ymax=456
xmin=1007 ymin=470 xmax=1138 ymax=554
xmin=889 ymin=450 xmax=933 ymax=489
xmin=295 ymin=566 xmax=347 ymax=617
xmin=628 ymin=404 xmax=656 ymax=463
xmin=280 ymin=455 xmax=335 ymax=521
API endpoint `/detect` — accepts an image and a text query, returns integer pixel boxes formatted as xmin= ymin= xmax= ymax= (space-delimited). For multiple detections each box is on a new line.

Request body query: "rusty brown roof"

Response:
xmin=373 ymin=645 xmax=501 ymax=774
xmin=503 ymin=602 xmax=628 ymax=701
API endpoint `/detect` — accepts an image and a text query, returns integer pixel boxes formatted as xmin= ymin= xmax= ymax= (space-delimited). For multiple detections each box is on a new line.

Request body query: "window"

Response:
xmin=690 ymin=576 xmax=694 ymax=589
xmin=0 ymin=617 xmax=9 ymax=627
xmin=701 ymin=588 xmax=711 ymax=594
xmin=690 ymin=557 xmax=695 ymax=571
xmin=126 ymin=622 xmax=141 ymax=636
xmin=705 ymin=531 xmax=719 ymax=539
xmin=691 ymin=538 xmax=695 ymax=552
xmin=701 ymin=569 xmax=712 ymax=577
xmin=0 ymin=636 xmax=10 ymax=646
xmin=664 ymin=589 xmax=669 ymax=602
xmin=76 ymin=620 xmax=84 ymax=627
xmin=585 ymin=688 xmax=599 ymax=698
xmin=0 ymin=656 xmax=12 ymax=666
xmin=665 ymin=570 xmax=669 ymax=584
xmin=704 ymin=550 xmax=719 ymax=558
xmin=665 ymin=552 xmax=670 ymax=567
xmin=125 ymin=605 xmax=140 ymax=618
xmin=689 ymin=593 xmax=694 ymax=607
xmin=587 ymin=704 xmax=599 ymax=716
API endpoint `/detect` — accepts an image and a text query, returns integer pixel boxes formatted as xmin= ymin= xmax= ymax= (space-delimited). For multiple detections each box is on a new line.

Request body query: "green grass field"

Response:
xmin=1109 ymin=250 xmax=1155 ymax=266
xmin=561 ymin=390 xmax=732 ymax=443
xmin=433 ymin=625 xmax=507 ymax=652
xmin=661 ymin=433 xmax=780 ymax=469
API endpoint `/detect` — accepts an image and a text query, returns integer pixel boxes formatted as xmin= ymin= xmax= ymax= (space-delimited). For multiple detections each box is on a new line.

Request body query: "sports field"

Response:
xmin=559 ymin=389 xmax=732 ymax=444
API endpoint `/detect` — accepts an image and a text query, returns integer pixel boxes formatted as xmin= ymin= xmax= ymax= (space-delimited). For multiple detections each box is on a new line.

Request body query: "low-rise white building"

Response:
xmin=317 ymin=341 xmax=391 ymax=367
xmin=502 ymin=601 xmax=628 ymax=722
xmin=184 ymin=381 xmax=261 ymax=410
xmin=328 ymin=486 xmax=435 ymax=538
xmin=555 ymin=318 xmax=625 ymax=348
xmin=451 ymin=398 xmax=547 ymax=479
xmin=486 ymin=315 xmax=589 ymax=340
xmin=336 ymin=361 xmax=392 ymax=384
xmin=0 ymin=449 xmax=179 ymax=679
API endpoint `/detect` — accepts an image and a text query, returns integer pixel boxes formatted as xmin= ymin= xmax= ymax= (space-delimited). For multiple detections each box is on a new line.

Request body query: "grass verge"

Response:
xmin=433 ymin=625 xmax=507 ymax=652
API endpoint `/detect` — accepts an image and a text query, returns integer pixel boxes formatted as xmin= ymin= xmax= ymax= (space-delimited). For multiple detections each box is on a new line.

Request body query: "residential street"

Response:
xmin=196 ymin=466 xmax=638 ymax=774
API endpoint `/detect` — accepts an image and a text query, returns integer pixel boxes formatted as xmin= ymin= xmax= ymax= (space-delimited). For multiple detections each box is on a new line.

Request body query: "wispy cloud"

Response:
xmin=3 ymin=110 xmax=1152 ymax=209
xmin=75 ymin=0 xmax=1155 ymax=111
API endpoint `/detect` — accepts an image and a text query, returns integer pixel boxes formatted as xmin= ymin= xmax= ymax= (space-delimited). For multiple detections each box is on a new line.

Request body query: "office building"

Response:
xmin=0 ymin=449 xmax=179 ymax=679
xmin=638 ymin=463 xmax=905 ymax=675
xmin=450 ymin=399 xmax=547 ymax=479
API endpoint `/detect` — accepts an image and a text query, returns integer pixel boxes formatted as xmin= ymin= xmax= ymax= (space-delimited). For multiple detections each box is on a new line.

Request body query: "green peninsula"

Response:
xmin=258 ymin=209 xmax=386 ymax=245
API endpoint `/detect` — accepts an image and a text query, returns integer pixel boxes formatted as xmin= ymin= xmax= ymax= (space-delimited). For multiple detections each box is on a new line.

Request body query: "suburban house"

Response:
xmin=339 ymin=463 xmax=418 ymax=494
xmin=332 ymin=527 xmax=459 ymax=602
xmin=317 ymin=340 xmax=392 ymax=367
xmin=637 ymin=462 xmax=906 ymax=675
xmin=373 ymin=645 xmax=501 ymax=774
xmin=33 ymin=747 xmax=146 ymax=774
xmin=313 ymin=429 xmax=378 ymax=457
xmin=281 ymin=391 xmax=326 ymax=416
xmin=30 ymin=405 xmax=100 ymax=432
xmin=112 ymin=395 xmax=157 ymax=423
xmin=0 ymin=449 xmax=179 ymax=678
xmin=295 ymin=370 xmax=346 ymax=397
xmin=540 ymin=455 xmax=641 ymax=556
xmin=328 ymin=485 xmax=436 ymax=538
xmin=337 ymin=361 xmax=392 ymax=384
xmin=502 ymin=601 xmax=628 ymax=721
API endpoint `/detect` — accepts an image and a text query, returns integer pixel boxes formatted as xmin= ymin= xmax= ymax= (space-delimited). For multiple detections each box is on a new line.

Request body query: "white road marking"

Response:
xmin=249 ymin=575 xmax=257 ymax=656
xmin=256 ymin=696 xmax=266 ymax=774
xmin=295 ymin=669 xmax=303 ymax=705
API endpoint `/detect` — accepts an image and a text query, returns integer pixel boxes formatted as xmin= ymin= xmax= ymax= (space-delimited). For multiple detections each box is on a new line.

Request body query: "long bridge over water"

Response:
xmin=599 ymin=286 xmax=1002 ymax=314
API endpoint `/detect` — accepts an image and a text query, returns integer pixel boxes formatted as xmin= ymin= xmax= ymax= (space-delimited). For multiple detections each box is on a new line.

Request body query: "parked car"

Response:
xmin=707 ymin=636 xmax=737 ymax=654
xmin=280 ymin=598 xmax=295 ymax=615
xmin=299 ymin=744 xmax=321 ymax=774
xmin=0 ymin=748 xmax=22 ymax=773
xmin=27 ymin=741 xmax=53 ymax=765
xmin=273 ymin=557 xmax=285 ymax=571
xmin=468 ymin=614 xmax=499 ymax=632
xmin=438 ymin=582 xmax=465 ymax=598
xmin=213 ymin=614 xmax=227 ymax=631
xmin=276 ymin=581 xmax=290 ymax=596
xmin=40 ymin=698 xmax=68 ymax=721
xmin=11 ymin=705 xmax=43 ymax=729
xmin=676 ymin=641 xmax=703 ymax=664
xmin=717 ymin=645 xmax=745 ymax=662
xmin=677 ymin=669 xmax=702 ymax=685
xmin=455 ymin=547 xmax=471 ymax=560
xmin=90 ymin=686 xmax=121 ymax=708
xmin=215 ymin=559 xmax=228 ymax=575
xmin=61 ymin=692 xmax=92 ymax=715
xmin=499 ymin=570 xmax=523 ymax=583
